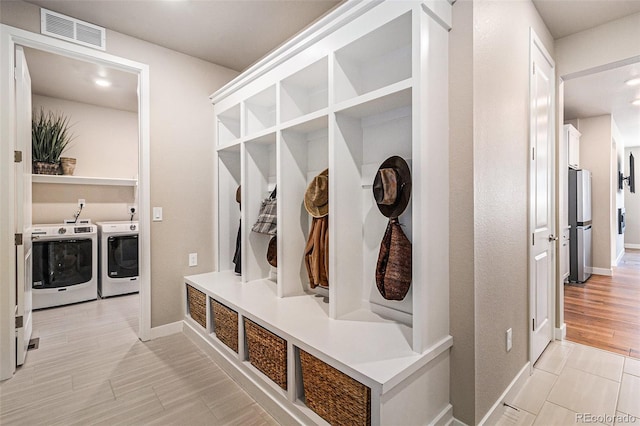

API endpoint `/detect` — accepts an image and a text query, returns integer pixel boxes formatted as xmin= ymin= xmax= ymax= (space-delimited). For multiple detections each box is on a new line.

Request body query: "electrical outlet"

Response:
xmin=78 ymin=198 xmax=85 ymax=208
xmin=188 ymin=253 xmax=197 ymax=267
xmin=506 ymin=328 xmax=513 ymax=352
xmin=128 ymin=205 xmax=137 ymax=215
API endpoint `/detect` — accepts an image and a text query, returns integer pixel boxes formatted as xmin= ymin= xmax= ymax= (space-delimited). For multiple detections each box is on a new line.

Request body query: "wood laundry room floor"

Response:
xmin=0 ymin=294 xmax=278 ymax=425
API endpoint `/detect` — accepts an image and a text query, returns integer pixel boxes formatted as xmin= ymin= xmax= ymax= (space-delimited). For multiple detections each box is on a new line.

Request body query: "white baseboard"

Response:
xmin=625 ymin=243 xmax=640 ymax=249
xmin=452 ymin=417 xmax=469 ymax=426
xmin=431 ymin=404 xmax=453 ymax=426
xmin=148 ymin=321 xmax=183 ymax=339
xmin=478 ymin=362 xmax=531 ymax=426
xmin=614 ymin=249 xmax=625 ymax=267
xmin=590 ymin=267 xmax=612 ymax=276
xmin=555 ymin=323 xmax=567 ymax=340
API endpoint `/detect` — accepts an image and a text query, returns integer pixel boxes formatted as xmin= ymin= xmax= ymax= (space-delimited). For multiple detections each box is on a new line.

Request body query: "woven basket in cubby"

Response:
xmin=212 ymin=299 xmax=239 ymax=353
xmin=299 ymin=349 xmax=371 ymax=426
xmin=186 ymin=285 xmax=206 ymax=328
xmin=244 ymin=318 xmax=287 ymax=390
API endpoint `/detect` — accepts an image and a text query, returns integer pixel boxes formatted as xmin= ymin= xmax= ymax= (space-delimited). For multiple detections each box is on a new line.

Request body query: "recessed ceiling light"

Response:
xmin=95 ymin=79 xmax=111 ymax=87
xmin=632 ymin=99 xmax=640 ymax=106
xmin=626 ymin=77 xmax=640 ymax=86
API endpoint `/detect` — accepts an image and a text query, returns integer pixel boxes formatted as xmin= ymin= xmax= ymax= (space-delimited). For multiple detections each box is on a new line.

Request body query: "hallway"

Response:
xmin=565 ymin=249 xmax=640 ymax=358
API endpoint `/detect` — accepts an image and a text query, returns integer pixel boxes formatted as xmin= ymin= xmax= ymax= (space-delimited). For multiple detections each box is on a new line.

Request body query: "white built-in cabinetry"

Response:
xmin=185 ymin=2 xmax=452 ymax=425
xmin=566 ymin=124 xmax=581 ymax=169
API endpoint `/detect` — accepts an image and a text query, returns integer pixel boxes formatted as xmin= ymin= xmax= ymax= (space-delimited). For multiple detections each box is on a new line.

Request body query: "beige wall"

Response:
xmin=449 ymin=0 xmax=475 ymax=423
xmin=624 ymin=147 xmax=640 ymax=246
xmin=472 ymin=0 xmax=553 ymax=421
xmin=575 ymin=115 xmax=613 ymax=271
xmin=555 ymin=12 xmax=640 ymax=78
xmin=1 ymin=1 xmax=239 ymax=327
xmin=33 ymin=95 xmax=138 ymax=179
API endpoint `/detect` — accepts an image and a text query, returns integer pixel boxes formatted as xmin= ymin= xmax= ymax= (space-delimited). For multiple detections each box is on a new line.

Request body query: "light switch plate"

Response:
xmin=189 ymin=253 xmax=197 ymax=267
xmin=153 ymin=207 xmax=162 ymax=222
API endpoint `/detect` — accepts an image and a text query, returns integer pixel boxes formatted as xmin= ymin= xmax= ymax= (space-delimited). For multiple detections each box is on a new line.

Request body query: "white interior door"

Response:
xmin=529 ymin=31 xmax=555 ymax=364
xmin=15 ymin=46 xmax=33 ymax=366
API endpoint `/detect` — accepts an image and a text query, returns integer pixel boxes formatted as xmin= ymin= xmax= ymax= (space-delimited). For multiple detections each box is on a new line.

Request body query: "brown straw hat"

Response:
xmin=372 ymin=156 xmax=411 ymax=218
xmin=304 ymin=169 xmax=329 ymax=218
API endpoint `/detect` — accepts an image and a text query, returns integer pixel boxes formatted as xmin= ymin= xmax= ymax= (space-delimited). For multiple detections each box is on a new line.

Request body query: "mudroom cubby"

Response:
xmin=333 ymin=11 xmax=412 ymax=104
xmin=217 ymin=145 xmax=241 ymax=272
xmin=243 ymin=134 xmax=277 ymax=284
xmin=217 ymin=103 xmax=241 ymax=147
xmin=244 ymin=85 xmax=277 ymax=136
xmin=186 ymin=2 xmax=453 ymax=425
xmin=279 ymin=120 xmax=328 ymax=297
xmin=280 ymin=57 xmax=328 ymax=124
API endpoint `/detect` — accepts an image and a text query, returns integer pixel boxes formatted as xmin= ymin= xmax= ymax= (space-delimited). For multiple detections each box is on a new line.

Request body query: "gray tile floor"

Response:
xmin=496 ymin=340 xmax=640 ymax=425
xmin=0 ymin=294 xmax=278 ymax=426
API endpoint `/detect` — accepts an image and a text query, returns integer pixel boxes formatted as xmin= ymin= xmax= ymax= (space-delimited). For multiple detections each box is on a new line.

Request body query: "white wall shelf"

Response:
xmin=199 ymin=2 xmax=453 ymax=425
xmin=32 ymin=174 xmax=137 ymax=186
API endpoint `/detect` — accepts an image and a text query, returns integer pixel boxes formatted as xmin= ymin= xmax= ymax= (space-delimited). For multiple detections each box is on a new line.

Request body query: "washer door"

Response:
xmin=33 ymin=239 xmax=93 ymax=288
xmin=108 ymin=235 xmax=139 ymax=279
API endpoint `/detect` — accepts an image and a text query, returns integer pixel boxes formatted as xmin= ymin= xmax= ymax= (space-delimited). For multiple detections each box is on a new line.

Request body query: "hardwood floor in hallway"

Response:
xmin=565 ymin=249 xmax=640 ymax=358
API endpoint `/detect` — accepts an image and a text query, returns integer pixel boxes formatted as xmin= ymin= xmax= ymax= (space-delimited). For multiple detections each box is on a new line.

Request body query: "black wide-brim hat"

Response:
xmin=373 ymin=156 xmax=411 ymax=218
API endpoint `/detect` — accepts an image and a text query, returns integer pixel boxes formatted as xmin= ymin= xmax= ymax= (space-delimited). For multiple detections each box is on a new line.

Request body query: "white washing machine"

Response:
xmin=97 ymin=221 xmax=139 ymax=297
xmin=31 ymin=222 xmax=98 ymax=309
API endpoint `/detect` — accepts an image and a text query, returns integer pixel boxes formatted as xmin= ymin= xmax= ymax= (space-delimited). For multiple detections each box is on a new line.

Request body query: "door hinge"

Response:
xmin=16 ymin=316 xmax=23 ymax=329
xmin=15 ymin=233 xmax=23 ymax=246
xmin=532 ymin=318 xmax=535 ymax=331
xmin=532 ymin=147 xmax=535 ymax=160
xmin=532 ymin=62 xmax=536 ymax=75
xmin=532 ymin=233 xmax=535 ymax=245
xmin=14 ymin=67 xmax=18 ymax=80
xmin=14 ymin=151 xmax=23 ymax=163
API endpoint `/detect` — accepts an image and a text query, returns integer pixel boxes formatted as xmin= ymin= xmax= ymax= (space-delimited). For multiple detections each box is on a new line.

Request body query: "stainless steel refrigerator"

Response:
xmin=569 ymin=168 xmax=592 ymax=283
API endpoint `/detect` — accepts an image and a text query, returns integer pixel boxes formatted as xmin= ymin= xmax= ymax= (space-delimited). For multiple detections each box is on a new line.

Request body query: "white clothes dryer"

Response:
xmin=97 ymin=221 xmax=139 ymax=297
xmin=31 ymin=222 xmax=98 ymax=309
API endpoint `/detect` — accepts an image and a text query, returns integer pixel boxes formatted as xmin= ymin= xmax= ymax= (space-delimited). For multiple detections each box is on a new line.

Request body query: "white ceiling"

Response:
xmin=25 ymin=0 xmax=341 ymax=72
xmin=24 ymin=47 xmax=139 ymax=112
xmin=19 ymin=0 xmax=640 ymax=145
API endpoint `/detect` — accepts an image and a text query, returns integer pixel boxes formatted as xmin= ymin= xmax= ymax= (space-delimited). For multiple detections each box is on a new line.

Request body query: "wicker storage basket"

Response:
xmin=212 ymin=299 xmax=239 ymax=353
xmin=244 ymin=318 xmax=287 ymax=390
xmin=299 ymin=349 xmax=371 ymax=426
xmin=186 ymin=285 xmax=206 ymax=328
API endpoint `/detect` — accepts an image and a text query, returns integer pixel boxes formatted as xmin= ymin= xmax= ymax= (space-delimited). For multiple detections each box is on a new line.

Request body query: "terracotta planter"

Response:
xmin=60 ymin=157 xmax=76 ymax=175
xmin=33 ymin=161 xmax=60 ymax=175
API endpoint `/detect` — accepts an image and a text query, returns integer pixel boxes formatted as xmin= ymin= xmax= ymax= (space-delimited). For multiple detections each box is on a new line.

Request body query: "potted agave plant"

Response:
xmin=32 ymin=108 xmax=75 ymax=175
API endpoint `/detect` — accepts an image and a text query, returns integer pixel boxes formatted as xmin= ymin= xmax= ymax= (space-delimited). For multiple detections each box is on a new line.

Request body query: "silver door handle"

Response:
xmin=549 ymin=235 xmax=558 ymax=241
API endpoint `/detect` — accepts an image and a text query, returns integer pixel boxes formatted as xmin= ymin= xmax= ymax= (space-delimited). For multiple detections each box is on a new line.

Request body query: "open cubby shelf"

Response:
xmin=190 ymin=2 xmax=452 ymax=425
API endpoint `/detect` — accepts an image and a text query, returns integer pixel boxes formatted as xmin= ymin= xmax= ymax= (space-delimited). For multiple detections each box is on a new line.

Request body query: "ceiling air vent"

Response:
xmin=41 ymin=9 xmax=106 ymax=51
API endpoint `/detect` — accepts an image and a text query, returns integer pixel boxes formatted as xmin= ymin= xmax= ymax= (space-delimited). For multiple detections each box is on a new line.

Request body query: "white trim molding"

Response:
xmin=478 ymin=362 xmax=531 ymax=426
xmin=0 ymin=23 xmax=151 ymax=379
xmin=555 ymin=323 xmax=567 ymax=340
xmin=590 ymin=267 xmax=613 ymax=276
xmin=148 ymin=321 xmax=184 ymax=340
xmin=625 ymin=243 xmax=640 ymax=250
xmin=614 ymin=249 xmax=625 ymax=267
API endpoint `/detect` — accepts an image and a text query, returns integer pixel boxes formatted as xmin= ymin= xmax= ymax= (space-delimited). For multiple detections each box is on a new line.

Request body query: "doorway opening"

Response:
xmin=0 ymin=24 xmax=151 ymax=380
